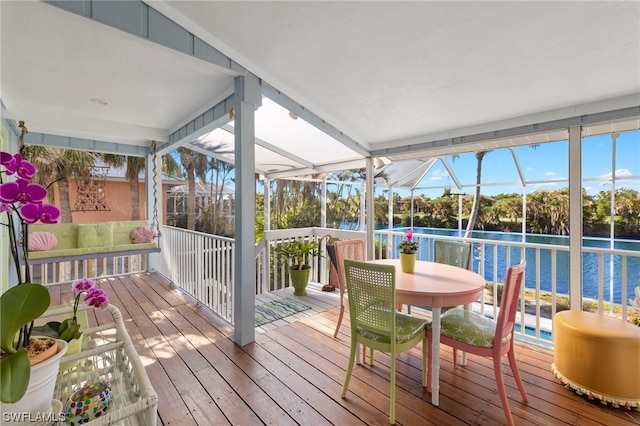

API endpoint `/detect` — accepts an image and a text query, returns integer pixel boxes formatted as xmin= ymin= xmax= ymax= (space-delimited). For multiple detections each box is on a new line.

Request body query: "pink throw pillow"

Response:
xmin=131 ymin=226 xmax=156 ymax=244
xmin=29 ymin=232 xmax=58 ymax=251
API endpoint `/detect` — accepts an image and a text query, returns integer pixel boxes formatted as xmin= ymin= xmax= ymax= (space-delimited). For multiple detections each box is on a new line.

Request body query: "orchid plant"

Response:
xmin=33 ymin=278 xmax=109 ymax=343
xmin=1 ymin=151 xmax=60 ymax=403
xmin=398 ymin=229 xmax=419 ymax=254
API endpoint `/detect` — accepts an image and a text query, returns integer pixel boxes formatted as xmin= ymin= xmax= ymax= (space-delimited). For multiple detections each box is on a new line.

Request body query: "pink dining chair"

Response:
xmin=427 ymin=260 xmax=528 ymax=426
xmin=332 ymin=239 xmax=366 ymax=338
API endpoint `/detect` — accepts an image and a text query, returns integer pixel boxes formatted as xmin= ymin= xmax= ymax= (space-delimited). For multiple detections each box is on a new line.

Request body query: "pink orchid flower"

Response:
xmin=0 ymin=179 xmax=47 ymax=204
xmin=72 ymin=278 xmax=95 ymax=293
xmin=20 ymin=202 xmax=60 ymax=224
xmin=0 ymin=152 xmax=36 ymax=179
xmin=405 ymin=229 xmax=413 ymax=241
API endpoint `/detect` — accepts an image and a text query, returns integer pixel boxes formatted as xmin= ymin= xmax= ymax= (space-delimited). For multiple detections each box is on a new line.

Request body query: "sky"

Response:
xmin=392 ymin=129 xmax=640 ymax=199
xmin=210 ymin=129 xmax=639 ymax=199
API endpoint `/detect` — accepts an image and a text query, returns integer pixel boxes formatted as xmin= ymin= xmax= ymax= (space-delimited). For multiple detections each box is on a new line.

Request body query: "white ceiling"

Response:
xmin=1 ymin=1 xmax=639 ymax=178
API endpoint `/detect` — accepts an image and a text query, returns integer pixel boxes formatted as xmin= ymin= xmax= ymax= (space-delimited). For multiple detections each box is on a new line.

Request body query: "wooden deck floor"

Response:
xmin=48 ymin=273 xmax=640 ymax=426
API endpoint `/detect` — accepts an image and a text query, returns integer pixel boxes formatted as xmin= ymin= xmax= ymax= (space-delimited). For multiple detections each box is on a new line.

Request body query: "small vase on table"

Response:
xmin=398 ymin=229 xmax=419 ymax=274
xmin=400 ymin=252 xmax=416 ymax=273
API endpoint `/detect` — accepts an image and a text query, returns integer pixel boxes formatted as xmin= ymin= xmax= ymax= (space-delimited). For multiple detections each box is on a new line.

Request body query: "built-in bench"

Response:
xmin=552 ymin=310 xmax=640 ymax=410
xmin=27 ymin=220 xmax=159 ymax=265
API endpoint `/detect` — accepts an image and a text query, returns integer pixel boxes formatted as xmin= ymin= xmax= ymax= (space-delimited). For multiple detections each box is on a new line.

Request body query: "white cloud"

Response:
xmin=544 ymin=171 xmax=556 ymax=177
xmin=428 ymin=169 xmax=447 ymax=181
xmin=599 ymin=168 xmax=633 ymax=179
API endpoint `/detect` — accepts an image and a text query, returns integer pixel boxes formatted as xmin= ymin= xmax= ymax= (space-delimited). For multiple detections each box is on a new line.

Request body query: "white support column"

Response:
xmin=321 ymin=178 xmax=327 ymax=228
xmin=360 ymin=182 xmax=366 ymax=232
xmin=568 ymin=125 xmax=583 ymax=311
xmin=233 ymin=75 xmax=261 ymax=346
xmin=263 ymin=177 xmax=271 ymax=295
xmin=388 ymin=185 xmax=394 ymax=259
xmin=608 ymin=133 xmax=618 ymax=312
xmin=263 ymin=177 xmax=271 ymax=232
xmin=457 ymin=195 xmax=463 ymax=234
xmin=521 ymin=188 xmax=527 ymax=241
xmin=366 ymin=158 xmax=374 ymax=260
xmin=410 ymin=189 xmax=415 ymax=228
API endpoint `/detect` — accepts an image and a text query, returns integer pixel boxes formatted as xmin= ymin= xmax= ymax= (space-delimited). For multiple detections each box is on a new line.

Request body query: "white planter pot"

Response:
xmin=1 ymin=340 xmax=68 ymax=425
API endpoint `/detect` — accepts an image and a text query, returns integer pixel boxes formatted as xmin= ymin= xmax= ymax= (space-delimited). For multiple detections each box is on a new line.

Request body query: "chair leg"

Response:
xmin=493 ymin=355 xmax=515 ymax=426
xmin=452 ymin=348 xmax=458 ymax=368
xmin=426 ymin=332 xmax=433 ymax=392
xmin=422 ymin=336 xmax=427 ymax=387
xmin=361 ymin=345 xmax=374 ymax=365
xmin=507 ymin=347 xmax=528 ymax=401
xmin=341 ymin=339 xmax=358 ymax=399
xmin=390 ymin=354 xmax=396 ymax=424
xmin=334 ymin=300 xmax=345 ymax=338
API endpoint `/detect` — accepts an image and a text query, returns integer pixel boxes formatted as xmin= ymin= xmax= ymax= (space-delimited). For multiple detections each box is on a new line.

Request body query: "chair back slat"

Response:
xmin=495 ymin=260 xmax=526 ymax=342
xmin=343 ymin=259 xmax=395 ymax=335
xmin=434 ymin=240 xmax=472 ymax=270
xmin=334 ymin=239 xmax=366 ymax=289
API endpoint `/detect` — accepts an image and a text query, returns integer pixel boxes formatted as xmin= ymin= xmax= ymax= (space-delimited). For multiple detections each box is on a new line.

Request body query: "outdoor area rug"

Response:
xmin=255 ymin=297 xmax=311 ymax=326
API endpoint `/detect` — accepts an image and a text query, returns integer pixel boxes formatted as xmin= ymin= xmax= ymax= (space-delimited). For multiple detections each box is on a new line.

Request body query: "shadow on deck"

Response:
xmin=47 ymin=272 xmax=640 ymax=425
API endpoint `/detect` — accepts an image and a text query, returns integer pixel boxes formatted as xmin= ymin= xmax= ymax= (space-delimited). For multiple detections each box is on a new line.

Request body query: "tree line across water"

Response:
xmin=18 ymin=147 xmax=639 ymax=239
xmin=262 ymin=177 xmax=640 ymax=239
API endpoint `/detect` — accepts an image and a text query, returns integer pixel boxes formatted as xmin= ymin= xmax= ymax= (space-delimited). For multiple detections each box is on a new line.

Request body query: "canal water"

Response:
xmin=391 ymin=227 xmax=640 ymax=305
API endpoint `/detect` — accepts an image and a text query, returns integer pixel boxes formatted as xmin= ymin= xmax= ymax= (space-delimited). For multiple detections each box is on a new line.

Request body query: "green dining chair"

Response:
xmin=433 ymin=239 xmax=473 ymax=271
xmin=406 ymin=239 xmax=473 ymax=314
xmin=341 ymin=259 xmax=428 ymax=425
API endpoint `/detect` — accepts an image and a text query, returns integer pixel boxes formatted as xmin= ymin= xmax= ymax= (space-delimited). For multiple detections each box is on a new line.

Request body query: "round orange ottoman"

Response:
xmin=552 ymin=310 xmax=640 ymax=410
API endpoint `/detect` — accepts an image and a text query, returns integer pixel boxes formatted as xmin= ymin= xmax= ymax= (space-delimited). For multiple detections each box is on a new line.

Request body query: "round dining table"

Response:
xmin=368 ymin=258 xmax=486 ymax=406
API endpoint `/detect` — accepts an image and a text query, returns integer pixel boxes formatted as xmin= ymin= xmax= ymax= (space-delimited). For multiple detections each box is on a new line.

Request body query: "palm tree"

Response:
xmin=207 ymin=158 xmax=234 ymax=235
xmin=22 ymin=146 xmax=97 ymax=223
xmin=101 ymin=154 xmax=147 ymax=220
xmin=465 ymin=151 xmax=487 ymax=237
xmin=177 ymin=147 xmax=208 ymax=230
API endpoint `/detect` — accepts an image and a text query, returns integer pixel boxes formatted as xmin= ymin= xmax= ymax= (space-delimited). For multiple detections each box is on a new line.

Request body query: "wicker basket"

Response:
xmin=41 ymin=304 xmax=158 ymax=425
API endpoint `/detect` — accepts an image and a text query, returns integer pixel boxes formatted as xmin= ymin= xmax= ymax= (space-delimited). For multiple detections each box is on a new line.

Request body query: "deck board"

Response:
xmin=48 ymin=273 xmax=640 ymax=425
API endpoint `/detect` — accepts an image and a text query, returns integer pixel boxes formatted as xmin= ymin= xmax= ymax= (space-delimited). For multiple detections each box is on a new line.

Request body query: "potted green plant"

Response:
xmin=274 ymin=239 xmax=321 ymax=296
xmin=0 ymin=150 xmax=67 ymax=416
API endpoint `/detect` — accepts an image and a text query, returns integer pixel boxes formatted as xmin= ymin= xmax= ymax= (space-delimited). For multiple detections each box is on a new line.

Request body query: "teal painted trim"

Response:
xmin=160 ymin=93 xmax=236 ymax=154
xmin=24 ymin=132 xmax=150 ymax=156
xmin=371 ymin=106 xmax=640 ymax=157
xmin=44 ymin=0 xmax=242 ymax=72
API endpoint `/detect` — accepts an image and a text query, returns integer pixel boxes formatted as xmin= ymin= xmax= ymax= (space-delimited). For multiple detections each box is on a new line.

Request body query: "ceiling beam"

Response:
xmin=372 ymin=104 xmax=640 ymax=158
xmin=264 ymin=158 xmax=368 ymax=180
xmin=158 ymin=93 xmax=236 ymax=155
xmin=263 ymin=82 xmax=370 ymax=158
xmin=24 ymin=132 xmax=150 ymax=156
xmin=45 ymin=0 xmax=244 ymax=74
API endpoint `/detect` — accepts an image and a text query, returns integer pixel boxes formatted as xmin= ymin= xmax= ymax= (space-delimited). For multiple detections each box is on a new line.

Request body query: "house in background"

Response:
xmin=165 ymin=182 xmax=235 ymax=230
xmin=47 ymin=163 xmax=184 ymax=224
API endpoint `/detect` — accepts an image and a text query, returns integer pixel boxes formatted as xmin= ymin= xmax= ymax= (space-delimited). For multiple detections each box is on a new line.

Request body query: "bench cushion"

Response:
xmin=28 ymin=221 xmax=157 ymax=261
xmin=78 ymin=223 xmax=113 ymax=248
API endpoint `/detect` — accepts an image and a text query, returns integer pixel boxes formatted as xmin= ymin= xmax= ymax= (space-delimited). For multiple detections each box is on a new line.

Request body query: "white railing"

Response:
xmin=375 ymin=229 xmax=640 ymax=346
xmin=32 ymin=224 xmax=638 ymax=348
xmin=155 ymin=225 xmax=235 ymax=323
xmin=30 ymin=254 xmax=148 ymax=286
xmin=261 ymin=228 xmax=365 ymax=294
xmin=155 ymin=226 xmax=364 ymax=325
